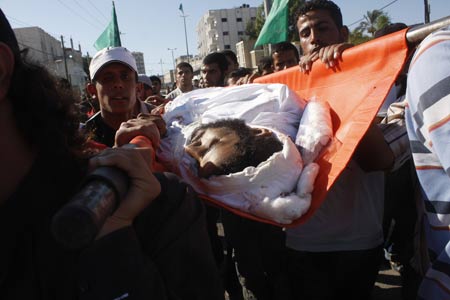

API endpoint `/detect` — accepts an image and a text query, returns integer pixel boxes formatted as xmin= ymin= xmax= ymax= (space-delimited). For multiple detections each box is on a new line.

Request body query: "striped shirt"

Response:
xmin=405 ymin=26 xmax=450 ymax=299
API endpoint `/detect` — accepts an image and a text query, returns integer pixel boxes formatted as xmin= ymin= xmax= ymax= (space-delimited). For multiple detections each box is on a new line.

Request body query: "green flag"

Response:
xmin=94 ymin=2 xmax=121 ymax=50
xmin=254 ymin=0 xmax=289 ymax=48
xmin=179 ymin=3 xmax=184 ymax=14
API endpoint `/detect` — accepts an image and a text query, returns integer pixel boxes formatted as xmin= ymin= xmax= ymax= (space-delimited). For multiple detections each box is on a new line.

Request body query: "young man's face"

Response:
xmin=272 ymin=50 xmax=299 ymax=72
xmin=201 ymin=63 xmax=224 ymax=87
xmin=151 ymin=80 xmax=161 ymax=95
xmin=297 ymin=9 xmax=346 ymax=55
xmin=92 ymin=63 xmax=137 ymax=115
xmin=185 ymin=127 xmax=240 ymax=178
xmin=176 ymin=66 xmax=193 ymax=89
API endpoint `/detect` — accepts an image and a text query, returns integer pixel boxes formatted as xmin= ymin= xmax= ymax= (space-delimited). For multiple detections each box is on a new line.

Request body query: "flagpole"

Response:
xmin=263 ymin=0 xmax=272 ymax=54
xmin=180 ymin=4 xmax=190 ymax=63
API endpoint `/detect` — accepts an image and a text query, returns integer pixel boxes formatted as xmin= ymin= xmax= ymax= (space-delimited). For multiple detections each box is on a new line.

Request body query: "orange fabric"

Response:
xmin=85 ymin=136 xmax=165 ymax=172
xmin=201 ymin=29 xmax=410 ymax=227
xmin=127 ymin=136 xmax=167 ymax=172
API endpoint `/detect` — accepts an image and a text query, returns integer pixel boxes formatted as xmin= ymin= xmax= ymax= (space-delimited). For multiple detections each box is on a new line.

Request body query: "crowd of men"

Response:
xmin=1 ymin=0 xmax=449 ymax=299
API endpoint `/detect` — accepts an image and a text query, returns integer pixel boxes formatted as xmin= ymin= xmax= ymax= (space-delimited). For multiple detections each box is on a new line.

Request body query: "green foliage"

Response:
xmin=356 ymin=9 xmax=391 ymax=37
xmin=245 ymin=4 xmax=266 ymax=40
xmin=349 ymin=28 xmax=372 ymax=45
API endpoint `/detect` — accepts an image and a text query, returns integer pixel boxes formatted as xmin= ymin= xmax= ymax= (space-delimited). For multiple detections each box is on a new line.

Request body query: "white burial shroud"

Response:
xmin=158 ymin=83 xmax=330 ymax=224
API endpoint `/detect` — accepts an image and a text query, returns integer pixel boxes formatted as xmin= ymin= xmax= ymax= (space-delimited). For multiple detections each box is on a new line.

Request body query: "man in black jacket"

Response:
xmin=0 ymin=9 xmax=222 ymax=300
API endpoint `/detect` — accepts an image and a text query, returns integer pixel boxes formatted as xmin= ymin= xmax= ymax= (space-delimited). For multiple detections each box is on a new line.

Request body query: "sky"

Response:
xmin=1 ymin=0 xmax=449 ymax=75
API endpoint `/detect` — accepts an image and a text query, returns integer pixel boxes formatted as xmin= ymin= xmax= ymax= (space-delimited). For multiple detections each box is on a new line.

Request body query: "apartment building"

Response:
xmin=196 ymin=4 xmax=257 ymax=57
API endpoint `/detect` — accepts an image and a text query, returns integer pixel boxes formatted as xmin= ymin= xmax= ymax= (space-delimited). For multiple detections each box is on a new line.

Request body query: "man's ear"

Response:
xmin=340 ymin=26 xmax=350 ymax=42
xmin=86 ymin=82 xmax=97 ymax=98
xmin=0 ymin=42 xmax=15 ymax=101
xmin=251 ymin=127 xmax=273 ymax=137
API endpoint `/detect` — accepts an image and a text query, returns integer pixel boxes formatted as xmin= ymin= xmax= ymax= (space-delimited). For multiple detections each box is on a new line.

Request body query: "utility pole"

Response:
xmin=158 ymin=59 xmax=164 ymax=84
xmin=167 ymin=48 xmax=177 ymax=73
xmin=60 ymin=35 xmax=70 ymax=83
xmin=180 ymin=12 xmax=190 ymax=63
xmin=424 ymin=0 xmax=430 ymax=23
xmin=263 ymin=0 xmax=273 ymax=56
xmin=167 ymin=48 xmax=177 ymax=85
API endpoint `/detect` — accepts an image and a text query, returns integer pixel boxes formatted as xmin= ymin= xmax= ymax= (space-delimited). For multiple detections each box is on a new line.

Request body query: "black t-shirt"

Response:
xmin=0 ymin=153 xmax=223 ymax=299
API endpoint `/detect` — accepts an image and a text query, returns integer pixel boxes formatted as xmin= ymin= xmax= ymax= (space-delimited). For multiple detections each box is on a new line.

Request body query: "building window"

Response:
xmin=238 ymin=31 xmax=244 ymax=36
xmin=224 ymin=45 xmax=231 ymax=49
xmin=221 ymin=18 xmax=227 ymax=22
xmin=251 ymin=17 xmax=256 ymax=21
xmin=223 ymin=31 xmax=229 ymax=36
xmin=236 ymin=17 xmax=242 ymax=22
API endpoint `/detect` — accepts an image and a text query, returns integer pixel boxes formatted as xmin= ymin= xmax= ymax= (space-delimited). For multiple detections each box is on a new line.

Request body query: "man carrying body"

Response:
xmin=404 ymin=26 xmax=450 ymax=300
xmin=165 ymin=62 xmax=196 ymax=100
xmin=286 ymin=1 xmax=394 ymax=299
xmin=83 ymin=47 xmax=159 ymax=147
xmin=0 ymin=10 xmax=222 ymax=300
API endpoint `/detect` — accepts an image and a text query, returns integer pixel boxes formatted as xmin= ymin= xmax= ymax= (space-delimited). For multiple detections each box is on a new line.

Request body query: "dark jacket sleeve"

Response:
xmin=78 ymin=226 xmax=168 ymax=300
xmin=134 ymin=172 xmax=224 ymax=300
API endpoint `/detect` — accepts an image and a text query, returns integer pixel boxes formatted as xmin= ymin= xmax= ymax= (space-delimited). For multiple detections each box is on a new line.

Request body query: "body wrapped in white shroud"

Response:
xmin=158 ymin=84 xmax=331 ymax=224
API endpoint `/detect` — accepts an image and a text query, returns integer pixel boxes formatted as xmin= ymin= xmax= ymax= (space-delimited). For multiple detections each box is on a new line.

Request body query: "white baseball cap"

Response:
xmin=89 ymin=47 xmax=138 ymax=80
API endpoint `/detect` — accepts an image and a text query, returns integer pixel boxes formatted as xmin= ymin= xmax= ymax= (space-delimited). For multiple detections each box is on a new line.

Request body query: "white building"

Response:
xmin=13 ymin=27 xmax=87 ymax=94
xmin=196 ymin=4 xmax=257 ymax=57
xmin=132 ymin=52 xmax=146 ymax=74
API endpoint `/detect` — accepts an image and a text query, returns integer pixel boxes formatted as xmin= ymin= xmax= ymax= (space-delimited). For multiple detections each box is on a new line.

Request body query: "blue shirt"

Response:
xmin=405 ymin=26 xmax=450 ymax=299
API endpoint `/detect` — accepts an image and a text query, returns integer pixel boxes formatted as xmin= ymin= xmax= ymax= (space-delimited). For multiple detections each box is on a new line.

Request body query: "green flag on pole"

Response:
xmin=94 ymin=1 xmax=121 ymax=50
xmin=179 ymin=3 xmax=184 ymax=14
xmin=254 ymin=0 xmax=289 ymax=48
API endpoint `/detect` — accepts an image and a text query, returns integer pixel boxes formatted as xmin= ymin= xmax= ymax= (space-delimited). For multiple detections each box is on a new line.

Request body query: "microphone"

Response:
xmin=51 ymin=136 xmax=152 ymax=249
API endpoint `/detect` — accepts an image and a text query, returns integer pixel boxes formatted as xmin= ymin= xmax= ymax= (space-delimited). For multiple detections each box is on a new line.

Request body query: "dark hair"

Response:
xmin=258 ymin=56 xmax=272 ymax=69
xmin=149 ymin=75 xmax=161 ymax=84
xmin=374 ymin=23 xmax=407 ymax=38
xmin=8 ymin=49 xmax=87 ymax=166
xmin=190 ymin=119 xmax=283 ymax=176
xmin=176 ymin=61 xmax=193 ymax=73
xmin=202 ymin=52 xmax=229 ymax=74
xmin=272 ymin=42 xmax=300 ymax=62
xmin=220 ymin=49 xmax=238 ymax=65
xmin=296 ymin=0 xmax=343 ymax=29
xmin=0 ymin=9 xmax=20 ymax=59
xmin=228 ymin=67 xmax=253 ymax=80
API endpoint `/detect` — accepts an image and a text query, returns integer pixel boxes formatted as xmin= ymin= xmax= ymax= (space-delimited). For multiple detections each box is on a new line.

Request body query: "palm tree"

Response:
xmin=356 ymin=9 xmax=391 ymax=37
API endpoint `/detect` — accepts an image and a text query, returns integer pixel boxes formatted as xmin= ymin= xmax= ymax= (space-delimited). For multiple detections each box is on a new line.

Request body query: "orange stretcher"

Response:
xmin=200 ymin=29 xmax=410 ymax=227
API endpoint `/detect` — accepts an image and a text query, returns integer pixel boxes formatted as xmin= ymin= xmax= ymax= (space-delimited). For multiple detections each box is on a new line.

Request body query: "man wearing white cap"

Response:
xmin=84 ymin=47 xmax=158 ymax=147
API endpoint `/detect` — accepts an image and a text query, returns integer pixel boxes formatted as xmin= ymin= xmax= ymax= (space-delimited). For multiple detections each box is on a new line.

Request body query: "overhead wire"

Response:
xmin=86 ymin=0 xmax=110 ymax=23
xmin=348 ymin=0 xmax=400 ymax=27
xmin=72 ymin=0 xmax=107 ymax=28
xmin=55 ymin=0 xmax=104 ymax=31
